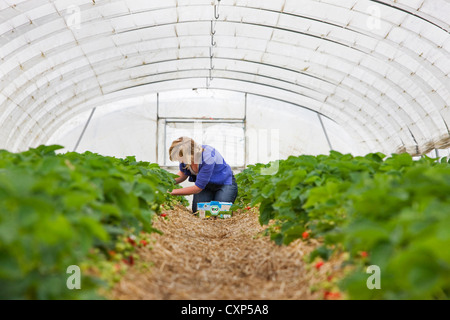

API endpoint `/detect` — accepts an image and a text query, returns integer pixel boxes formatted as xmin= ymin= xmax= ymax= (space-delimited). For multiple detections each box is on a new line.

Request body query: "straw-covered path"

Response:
xmin=110 ymin=205 xmax=337 ymax=300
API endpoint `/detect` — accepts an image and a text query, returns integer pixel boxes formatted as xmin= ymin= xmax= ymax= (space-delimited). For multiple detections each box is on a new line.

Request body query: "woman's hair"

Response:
xmin=169 ymin=137 xmax=204 ymax=171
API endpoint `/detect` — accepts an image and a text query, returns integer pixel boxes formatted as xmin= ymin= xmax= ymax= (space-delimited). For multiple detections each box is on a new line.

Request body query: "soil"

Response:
xmin=110 ymin=205 xmax=343 ymax=300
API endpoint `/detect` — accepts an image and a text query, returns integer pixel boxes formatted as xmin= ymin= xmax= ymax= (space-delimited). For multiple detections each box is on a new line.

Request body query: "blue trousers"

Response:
xmin=192 ymin=175 xmax=238 ymax=213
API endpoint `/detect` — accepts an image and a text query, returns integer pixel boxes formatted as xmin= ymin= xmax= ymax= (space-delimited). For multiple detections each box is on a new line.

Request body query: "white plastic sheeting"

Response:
xmin=1 ymin=0 xmax=449 ymax=157
xmin=48 ymin=89 xmax=357 ymax=166
xmin=47 ymin=95 xmax=158 ymax=160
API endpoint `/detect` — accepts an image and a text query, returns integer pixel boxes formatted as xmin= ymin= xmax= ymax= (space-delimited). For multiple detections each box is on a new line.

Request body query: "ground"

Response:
xmin=110 ymin=205 xmax=342 ymax=300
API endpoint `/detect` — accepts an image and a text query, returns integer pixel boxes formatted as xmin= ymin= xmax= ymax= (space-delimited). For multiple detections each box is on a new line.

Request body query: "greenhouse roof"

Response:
xmin=0 ymin=0 xmax=449 ymax=155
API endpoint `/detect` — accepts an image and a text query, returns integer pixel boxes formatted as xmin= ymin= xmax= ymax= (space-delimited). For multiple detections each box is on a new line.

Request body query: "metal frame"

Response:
xmin=73 ymin=107 xmax=96 ymax=152
xmin=157 ymin=114 xmax=246 ymax=168
xmin=318 ymin=113 xmax=333 ymax=151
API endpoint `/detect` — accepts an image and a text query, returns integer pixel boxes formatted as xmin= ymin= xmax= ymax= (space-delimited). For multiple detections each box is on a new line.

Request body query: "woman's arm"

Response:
xmin=174 ymin=171 xmax=188 ymax=185
xmin=171 ymin=185 xmax=203 ymax=196
xmin=171 ymin=171 xmax=202 ymax=195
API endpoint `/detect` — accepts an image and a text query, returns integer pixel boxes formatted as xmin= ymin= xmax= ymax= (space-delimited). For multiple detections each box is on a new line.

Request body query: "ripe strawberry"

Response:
xmin=161 ymin=213 xmax=167 ymax=217
xmin=127 ymin=237 xmax=136 ymax=246
xmin=360 ymin=251 xmax=368 ymax=258
xmin=140 ymin=239 xmax=148 ymax=246
xmin=323 ymin=291 xmax=340 ymax=300
xmin=315 ymin=261 xmax=324 ymax=270
xmin=331 ymin=292 xmax=341 ymax=299
xmin=246 ymin=206 xmax=251 ymax=210
xmin=122 ymin=256 xmax=134 ymax=266
xmin=302 ymin=231 xmax=309 ymax=240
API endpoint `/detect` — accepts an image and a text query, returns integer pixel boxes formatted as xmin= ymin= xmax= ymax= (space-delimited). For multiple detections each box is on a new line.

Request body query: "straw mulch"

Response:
xmin=110 ymin=205 xmax=342 ymax=300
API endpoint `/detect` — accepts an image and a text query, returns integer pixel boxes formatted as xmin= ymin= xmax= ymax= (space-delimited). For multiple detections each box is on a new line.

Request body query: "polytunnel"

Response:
xmin=1 ymin=0 xmax=449 ymax=165
xmin=1 ymin=0 xmax=450 ymax=302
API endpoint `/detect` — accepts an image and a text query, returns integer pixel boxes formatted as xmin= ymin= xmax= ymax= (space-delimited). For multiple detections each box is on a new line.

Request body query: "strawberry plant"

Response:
xmin=235 ymin=151 xmax=450 ymax=299
xmin=0 ymin=145 xmax=186 ymax=299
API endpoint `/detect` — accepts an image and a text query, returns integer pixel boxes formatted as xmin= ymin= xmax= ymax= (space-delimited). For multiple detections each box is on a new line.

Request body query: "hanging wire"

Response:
xmin=209 ymin=47 xmax=214 ymax=81
xmin=211 ymin=19 xmax=216 ymax=47
xmin=214 ymin=0 xmax=221 ymax=19
xmin=208 ymin=0 xmax=221 ymax=88
xmin=211 ymin=20 xmax=216 ymax=35
xmin=214 ymin=6 xmax=219 ymax=19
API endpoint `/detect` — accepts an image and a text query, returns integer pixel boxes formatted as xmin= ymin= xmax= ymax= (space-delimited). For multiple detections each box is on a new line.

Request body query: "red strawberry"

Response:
xmin=302 ymin=231 xmax=309 ymax=240
xmin=323 ymin=291 xmax=340 ymax=300
xmin=315 ymin=261 xmax=324 ymax=270
xmin=246 ymin=206 xmax=251 ymax=210
xmin=127 ymin=237 xmax=136 ymax=246
xmin=331 ymin=292 xmax=341 ymax=299
xmin=161 ymin=213 xmax=167 ymax=217
xmin=140 ymin=239 xmax=148 ymax=246
xmin=122 ymin=256 xmax=134 ymax=266
xmin=360 ymin=251 xmax=368 ymax=258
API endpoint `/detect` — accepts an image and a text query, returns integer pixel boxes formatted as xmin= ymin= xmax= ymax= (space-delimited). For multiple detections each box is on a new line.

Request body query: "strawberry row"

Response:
xmin=234 ymin=151 xmax=450 ymax=299
xmin=0 ymin=145 xmax=185 ymax=299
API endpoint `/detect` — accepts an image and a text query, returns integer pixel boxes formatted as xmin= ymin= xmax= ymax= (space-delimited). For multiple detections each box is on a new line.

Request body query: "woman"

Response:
xmin=169 ymin=136 xmax=238 ymax=213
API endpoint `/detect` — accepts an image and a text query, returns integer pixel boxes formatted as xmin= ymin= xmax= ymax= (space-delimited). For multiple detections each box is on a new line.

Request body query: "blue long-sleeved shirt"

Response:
xmin=179 ymin=145 xmax=233 ymax=189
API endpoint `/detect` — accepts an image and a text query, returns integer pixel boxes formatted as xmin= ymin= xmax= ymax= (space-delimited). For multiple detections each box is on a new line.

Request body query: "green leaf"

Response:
xmin=259 ymin=204 xmax=274 ymax=225
xmin=63 ymin=192 xmax=97 ymax=210
xmin=282 ymin=225 xmax=305 ymax=245
xmin=309 ymin=245 xmax=333 ymax=262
